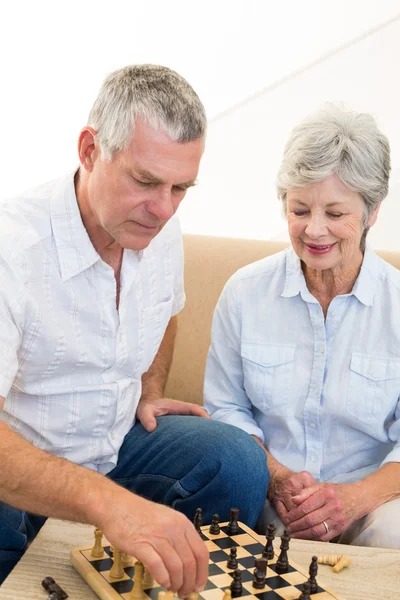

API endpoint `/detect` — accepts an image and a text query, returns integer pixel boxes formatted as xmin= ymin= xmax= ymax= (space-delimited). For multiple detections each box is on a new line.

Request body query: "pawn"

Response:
xmin=91 ymin=528 xmax=104 ymax=558
xmin=230 ymin=569 xmax=242 ymax=597
xmin=209 ymin=514 xmax=220 ymax=535
xmin=194 ymin=508 xmax=203 ymax=533
xmin=227 ymin=547 xmax=238 ymax=570
xmin=252 ymin=557 xmax=267 ymax=589
xmin=227 ymin=508 xmax=240 ymax=535
xmin=308 ymin=556 xmax=318 ymax=594
xmin=157 ymin=593 xmax=166 ymax=600
xmin=222 ymin=590 xmax=232 ymax=600
xmin=298 ymin=581 xmax=311 ymax=600
xmin=187 ymin=594 xmax=198 ymax=600
xmin=110 ymin=549 xmax=124 ymax=579
xmin=143 ymin=567 xmax=154 ymax=588
xmin=131 ymin=561 xmax=145 ymax=599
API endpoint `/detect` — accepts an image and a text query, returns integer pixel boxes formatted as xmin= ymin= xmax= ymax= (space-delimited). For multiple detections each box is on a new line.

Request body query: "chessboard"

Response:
xmin=70 ymin=521 xmax=344 ymax=600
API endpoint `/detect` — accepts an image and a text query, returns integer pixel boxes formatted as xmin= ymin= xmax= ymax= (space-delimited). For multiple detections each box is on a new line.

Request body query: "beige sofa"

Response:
xmin=165 ymin=234 xmax=400 ymax=405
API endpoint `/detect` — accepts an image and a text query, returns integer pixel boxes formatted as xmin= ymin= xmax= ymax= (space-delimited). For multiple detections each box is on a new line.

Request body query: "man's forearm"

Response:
xmin=0 ymin=421 xmax=132 ymax=525
xmin=251 ymin=435 xmax=291 ymax=480
xmin=141 ymin=315 xmax=178 ymax=402
xmin=353 ymin=462 xmax=400 ymax=516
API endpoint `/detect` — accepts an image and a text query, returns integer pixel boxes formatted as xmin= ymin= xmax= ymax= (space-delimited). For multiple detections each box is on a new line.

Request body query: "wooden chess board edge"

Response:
xmin=70 ymin=548 xmax=121 ymax=600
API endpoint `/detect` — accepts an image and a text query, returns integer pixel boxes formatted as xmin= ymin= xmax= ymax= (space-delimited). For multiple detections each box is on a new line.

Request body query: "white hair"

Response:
xmin=277 ymin=104 xmax=391 ymax=224
xmin=88 ymin=64 xmax=207 ymax=160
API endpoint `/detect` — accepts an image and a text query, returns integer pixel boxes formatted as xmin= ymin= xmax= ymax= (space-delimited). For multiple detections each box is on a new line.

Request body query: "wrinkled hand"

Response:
xmin=99 ymin=491 xmax=208 ymax=598
xmin=269 ymin=469 xmax=317 ymax=524
xmin=137 ymin=398 xmax=210 ymax=432
xmin=284 ymin=482 xmax=361 ymax=541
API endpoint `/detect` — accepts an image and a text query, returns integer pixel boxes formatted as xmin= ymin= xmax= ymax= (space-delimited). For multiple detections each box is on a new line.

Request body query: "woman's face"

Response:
xmin=286 ymin=174 xmax=380 ymax=272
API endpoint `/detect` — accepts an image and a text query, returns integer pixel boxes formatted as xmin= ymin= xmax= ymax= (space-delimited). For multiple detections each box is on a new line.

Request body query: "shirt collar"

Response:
xmin=281 ymin=244 xmax=379 ymax=306
xmin=50 ymin=169 xmax=100 ymax=281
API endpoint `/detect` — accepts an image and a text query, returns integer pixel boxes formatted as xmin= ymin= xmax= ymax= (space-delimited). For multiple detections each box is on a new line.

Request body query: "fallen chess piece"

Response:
xmin=41 ymin=577 xmax=68 ymax=599
xmin=317 ymin=554 xmax=351 ymax=572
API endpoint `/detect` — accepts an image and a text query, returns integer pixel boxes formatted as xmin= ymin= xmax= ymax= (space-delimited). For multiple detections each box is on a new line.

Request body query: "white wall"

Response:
xmin=179 ymin=15 xmax=400 ymax=251
xmin=1 ymin=0 xmax=400 ymax=249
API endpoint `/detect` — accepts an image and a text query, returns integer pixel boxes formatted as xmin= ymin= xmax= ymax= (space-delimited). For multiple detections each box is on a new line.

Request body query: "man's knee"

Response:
xmin=343 ymin=498 xmax=400 ymax=549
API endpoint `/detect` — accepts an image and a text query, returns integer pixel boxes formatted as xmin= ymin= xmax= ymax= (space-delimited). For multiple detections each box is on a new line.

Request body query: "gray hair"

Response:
xmin=277 ymin=104 xmax=391 ymax=224
xmin=88 ymin=64 xmax=207 ymax=160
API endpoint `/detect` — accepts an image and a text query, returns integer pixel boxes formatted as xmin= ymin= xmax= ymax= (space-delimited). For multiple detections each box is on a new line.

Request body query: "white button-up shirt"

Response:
xmin=0 ymin=171 xmax=185 ymax=473
xmin=204 ymin=246 xmax=400 ymax=484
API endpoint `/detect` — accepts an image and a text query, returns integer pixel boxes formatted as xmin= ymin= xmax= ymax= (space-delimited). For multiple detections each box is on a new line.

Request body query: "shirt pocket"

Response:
xmin=346 ymin=353 xmax=400 ymax=423
xmin=241 ymin=342 xmax=295 ymax=410
xmin=139 ymin=297 xmax=174 ymax=374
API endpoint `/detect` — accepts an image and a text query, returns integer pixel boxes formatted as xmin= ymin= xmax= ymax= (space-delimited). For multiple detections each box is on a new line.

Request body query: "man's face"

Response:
xmin=84 ymin=120 xmax=204 ymax=251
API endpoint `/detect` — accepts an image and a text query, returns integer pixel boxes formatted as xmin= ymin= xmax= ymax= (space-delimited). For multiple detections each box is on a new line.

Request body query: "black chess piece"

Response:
xmin=227 ymin=547 xmax=238 ymax=570
xmin=226 ymin=507 xmax=240 ymax=535
xmin=194 ymin=508 xmax=203 ymax=533
xmin=298 ymin=580 xmax=311 ymax=600
xmin=230 ymin=569 xmax=242 ymax=597
xmin=252 ymin=557 xmax=267 ymax=589
xmin=275 ymin=529 xmax=291 ymax=574
xmin=262 ymin=522 xmax=276 ymax=560
xmin=209 ymin=513 xmax=220 ymax=535
xmin=308 ymin=555 xmax=318 ymax=594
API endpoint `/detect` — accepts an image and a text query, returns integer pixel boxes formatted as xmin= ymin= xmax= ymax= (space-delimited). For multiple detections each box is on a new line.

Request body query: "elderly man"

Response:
xmin=0 ymin=65 xmax=269 ymax=590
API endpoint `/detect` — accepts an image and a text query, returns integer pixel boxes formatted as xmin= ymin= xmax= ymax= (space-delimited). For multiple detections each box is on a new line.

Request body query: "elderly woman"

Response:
xmin=204 ymin=105 xmax=400 ymax=548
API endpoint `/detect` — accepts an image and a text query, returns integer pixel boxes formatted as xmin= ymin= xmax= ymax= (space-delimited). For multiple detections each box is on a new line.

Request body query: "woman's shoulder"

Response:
xmin=233 ymin=247 xmax=290 ymax=280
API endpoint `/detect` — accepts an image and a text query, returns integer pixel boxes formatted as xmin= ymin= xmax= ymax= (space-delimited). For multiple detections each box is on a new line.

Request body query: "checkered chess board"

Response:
xmin=70 ymin=521 xmax=344 ymax=600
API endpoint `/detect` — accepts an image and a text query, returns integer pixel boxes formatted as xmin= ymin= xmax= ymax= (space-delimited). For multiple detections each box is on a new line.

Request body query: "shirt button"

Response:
xmin=320 ymin=346 xmax=325 ymax=354
xmin=310 ymin=422 xmax=316 ymax=429
xmin=332 ymin=311 xmax=337 ymax=317
xmin=314 ymin=387 xmax=318 ymax=394
xmin=311 ymin=454 xmax=317 ymax=462
xmin=111 ymin=431 xmax=116 ymax=440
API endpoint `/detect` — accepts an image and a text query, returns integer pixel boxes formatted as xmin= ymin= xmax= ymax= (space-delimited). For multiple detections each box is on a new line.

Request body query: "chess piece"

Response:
xmin=157 ymin=593 xmax=166 ymax=600
xmin=110 ymin=549 xmax=124 ymax=579
xmin=333 ymin=555 xmax=351 ymax=573
xmin=121 ymin=552 xmax=133 ymax=567
xmin=298 ymin=580 xmax=311 ymax=600
xmin=262 ymin=523 xmax=275 ymax=560
xmin=275 ymin=529 xmax=291 ymax=574
xmin=222 ymin=590 xmax=232 ymax=600
xmin=308 ymin=556 xmax=318 ymax=594
xmin=165 ymin=592 xmax=174 ymax=600
xmin=187 ymin=593 xmax=198 ymax=600
xmin=143 ymin=567 xmax=154 ymax=587
xmin=209 ymin=513 xmax=220 ymax=535
xmin=317 ymin=554 xmax=341 ymax=566
xmin=227 ymin=508 xmax=240 ymax=535
xmin=230 ymin=569 xmax=242 ymax=597
xmin=252 ymin=557 xmax=267 ymax=589
xmin=131 ymin=561 xmax=145 ymax=599
xmin=227 ymin=547 xmax=238 ymax=570
xmin=194 ymin=508 xmax=203 ymax=533
xmin=91 ymin=528 xmax=104 ymax=558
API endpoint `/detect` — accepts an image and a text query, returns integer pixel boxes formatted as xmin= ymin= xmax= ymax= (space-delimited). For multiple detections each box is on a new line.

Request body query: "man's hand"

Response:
xmin=99 ymin=492 xmax=208 ymax=597
xmin=283 ymin=482 xmax=361 ymax=541
xmin=268 ymin=469 xmax=317 ymax=524
xmin=137 ymin=398 xmax=210 ymax=432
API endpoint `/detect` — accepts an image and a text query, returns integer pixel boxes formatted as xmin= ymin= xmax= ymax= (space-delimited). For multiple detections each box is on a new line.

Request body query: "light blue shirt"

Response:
xmin=204 ymin=246 xmax=400 ymax=484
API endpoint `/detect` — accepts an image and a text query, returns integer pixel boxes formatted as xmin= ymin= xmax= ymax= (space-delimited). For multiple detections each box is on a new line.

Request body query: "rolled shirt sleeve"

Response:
xmin=0 ymin=257 xmax=24 ymax=398
xmin=204 ymin=276 xmax=265 ymax=443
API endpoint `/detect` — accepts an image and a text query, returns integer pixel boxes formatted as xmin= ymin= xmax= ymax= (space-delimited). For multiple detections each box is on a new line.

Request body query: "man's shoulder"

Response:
xmin=0 ymin=178 xmax=59 ymax=260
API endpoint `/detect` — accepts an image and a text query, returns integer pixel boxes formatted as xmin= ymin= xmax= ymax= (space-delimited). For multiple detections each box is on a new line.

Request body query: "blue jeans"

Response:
xmin=0 ymin=416 xmax=269 ymax=584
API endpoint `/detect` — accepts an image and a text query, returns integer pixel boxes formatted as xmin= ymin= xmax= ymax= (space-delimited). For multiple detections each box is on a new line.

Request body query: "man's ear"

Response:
xmin=77 ymin=127 xmax=98 ymax=172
